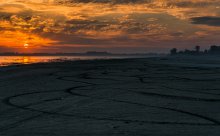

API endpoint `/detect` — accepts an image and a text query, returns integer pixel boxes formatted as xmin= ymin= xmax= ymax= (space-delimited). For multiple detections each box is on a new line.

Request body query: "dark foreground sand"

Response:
xmin=1 ymin=56 xmax=220 ymax=136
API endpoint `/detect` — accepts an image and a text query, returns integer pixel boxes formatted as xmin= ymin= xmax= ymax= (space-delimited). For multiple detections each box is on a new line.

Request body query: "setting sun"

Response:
xmin=24 ymin=43 xmax=29 ymax=48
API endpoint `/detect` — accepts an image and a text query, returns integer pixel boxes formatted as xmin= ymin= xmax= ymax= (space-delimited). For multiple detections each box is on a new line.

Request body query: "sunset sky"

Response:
xmin=0 ymin=0 xmax=220 ymax=53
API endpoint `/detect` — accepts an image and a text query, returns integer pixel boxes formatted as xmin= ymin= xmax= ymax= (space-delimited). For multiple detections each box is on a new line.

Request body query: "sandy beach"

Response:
xmin=1 ymin=56 xmax=220 ymax=136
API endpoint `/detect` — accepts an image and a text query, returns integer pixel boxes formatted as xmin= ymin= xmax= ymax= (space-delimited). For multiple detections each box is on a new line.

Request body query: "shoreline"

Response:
xmin=2 ymin=55 xmax=220 ymax=73
xmin=0 ymin=56 xmax=161 ymax=69
xmin=0 ymin=56 xmax=158 ymax=68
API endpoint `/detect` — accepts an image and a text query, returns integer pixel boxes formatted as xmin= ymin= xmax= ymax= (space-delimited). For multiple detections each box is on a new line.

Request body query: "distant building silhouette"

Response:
xmin=170 ymin=48 xmax=177 ymax=55
xmin=195 ymin=46 xmax=200 ymax=53
xmin=170 ymin=45 xmax=220 ymax=55
xmin=209 ymin=45 xmax=220 ymax=54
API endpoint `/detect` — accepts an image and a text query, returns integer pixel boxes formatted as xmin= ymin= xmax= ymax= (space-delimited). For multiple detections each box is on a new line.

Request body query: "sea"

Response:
xmin=0 ymin=56 xmax=142 ymax=67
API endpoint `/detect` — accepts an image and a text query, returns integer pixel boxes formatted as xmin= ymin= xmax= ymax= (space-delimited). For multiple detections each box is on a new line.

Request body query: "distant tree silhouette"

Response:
xmin=170 ymin=48 xmax=177 ymax=55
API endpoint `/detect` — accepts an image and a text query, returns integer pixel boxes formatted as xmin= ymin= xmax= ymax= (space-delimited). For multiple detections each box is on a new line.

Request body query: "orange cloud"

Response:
xmin=0 ymin=0 xmax=220 ymax=53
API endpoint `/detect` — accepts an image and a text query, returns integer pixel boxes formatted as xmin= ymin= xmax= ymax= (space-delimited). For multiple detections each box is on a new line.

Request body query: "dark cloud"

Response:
xmin=53 ymin=0 xmax=220 ymax=8
xmin=54 ymin=0 xmax=152 ymax=4
xmin=65 ymin=19 xmax=109 ymax=32
xmin=66 ymin=19 xmax=99 ymax=24
xmin=0 ymin=12 xmax=11 ymax=20
xmin=191 ymin=16 xmax=220 ymax=26
xmin=169 ymin=32 xmax=184 ymax=37
xmin=167 ymin=1 xmax=220 ymax=8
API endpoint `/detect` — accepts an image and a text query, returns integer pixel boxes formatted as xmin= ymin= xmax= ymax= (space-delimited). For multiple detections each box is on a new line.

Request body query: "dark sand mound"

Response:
xmin=1 ymin=57 xmax=220 ymax=136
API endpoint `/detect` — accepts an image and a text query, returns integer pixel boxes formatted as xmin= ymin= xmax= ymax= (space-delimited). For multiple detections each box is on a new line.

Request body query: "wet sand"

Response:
xmin=1 ymin=57 xmax=220 ymax=136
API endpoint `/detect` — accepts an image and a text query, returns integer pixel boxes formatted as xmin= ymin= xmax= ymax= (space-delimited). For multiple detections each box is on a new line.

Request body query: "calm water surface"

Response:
xmin=0 ymin=56 xmax=126 ymax=66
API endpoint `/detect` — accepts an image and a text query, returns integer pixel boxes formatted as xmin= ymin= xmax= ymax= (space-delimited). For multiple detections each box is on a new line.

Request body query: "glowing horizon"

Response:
xmin=0 ymin=0 xmax=220 ymax=53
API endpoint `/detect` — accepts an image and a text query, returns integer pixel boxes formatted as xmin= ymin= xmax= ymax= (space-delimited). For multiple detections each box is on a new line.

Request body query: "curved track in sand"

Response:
xmin=1 ymin=59 xmax=220 ymax=135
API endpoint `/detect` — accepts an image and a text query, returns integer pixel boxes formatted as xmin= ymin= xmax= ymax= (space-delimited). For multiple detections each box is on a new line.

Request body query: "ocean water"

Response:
xmin=0 ymin=56 xmax=133 ymax=66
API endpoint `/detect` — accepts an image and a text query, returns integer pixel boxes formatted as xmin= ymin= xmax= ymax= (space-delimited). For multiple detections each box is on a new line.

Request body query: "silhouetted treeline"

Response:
xmin=170 ymin=45 xmax=220 ymax=55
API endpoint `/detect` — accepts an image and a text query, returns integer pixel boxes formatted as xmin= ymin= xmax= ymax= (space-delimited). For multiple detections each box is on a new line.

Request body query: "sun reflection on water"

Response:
xmin=22 ymin=57 xmax=30 ymax=64
xmin=0 ymin=56 xmax=117 ymax=67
